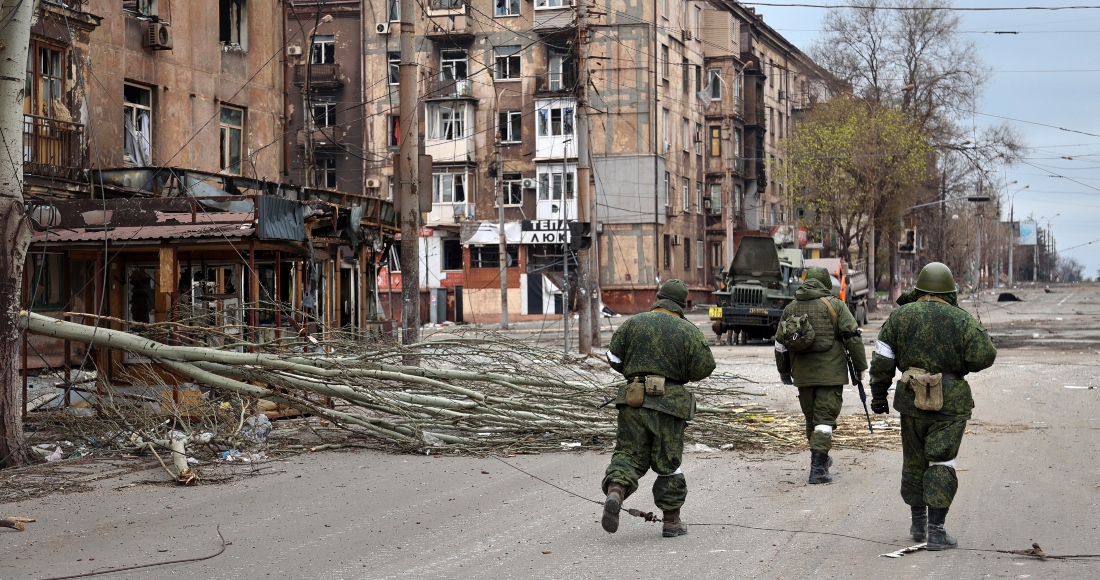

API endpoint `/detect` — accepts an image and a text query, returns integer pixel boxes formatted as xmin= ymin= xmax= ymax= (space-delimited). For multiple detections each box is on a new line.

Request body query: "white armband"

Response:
xmin=774 ymin=341 xmax=788 ymax=353
xmin=606 ymin=350 xmax=622 ymax=364
xmin=875 ymin=341 xmax=895 ymax=359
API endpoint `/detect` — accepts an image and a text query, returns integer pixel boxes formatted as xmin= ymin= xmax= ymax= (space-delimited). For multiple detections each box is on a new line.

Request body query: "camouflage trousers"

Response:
xmin=602 ymin=406 xmax=687 ymax=512
xmin=900 ymin=414 xmax=966 ymax=509
xmin=797 ymin=386 xmax=843 ymax=454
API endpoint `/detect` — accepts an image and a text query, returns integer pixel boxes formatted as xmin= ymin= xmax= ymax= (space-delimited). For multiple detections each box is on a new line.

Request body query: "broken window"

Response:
xmin=535 ymin=0 xmax=564 ymax=8
xmin=123 ymin=0 xmax=158 ymax=16
xmin=495 ymin=0 xmax=519 ymax=16
xmin=499 ymin=110 xmax=521 ymax=143
xmin=442 ymin=238 xmax=463 ymax=271
xmin=470 ymin=245 xmax=518 ymax=268
xmin=219 ymin=0 xmax=245 ymax=47
xmin=28 ymin=253 xmax=63 ymax=310
xmin=432 ymin=172 xmax=467 ymax=204
xmin=310 ymin=99 xmax=335 ymax=128
xmin=535 ymin=103 xmax=573 ymax=137
xmin=430 ymin=0 xmax=464 ymax=9
xmin=388 ymin=52 xmax=399 ymax=84
xmin=220 ymin=105 xmax=244 ymax=175
xmin=536 ymin=164 xmax=574 ymax=201
xmin=387 ymin=114 xmax=400 ymax=148
xmin=316 ymin=158 xmax=337 ymax=189
xmin=501 ymin=173 xmax=522 ymax=206
xmin=547 ymin=49 xmax=574 ymax=91
xmin=427 ymin=102 xmax=468 ymax=140
xmin=310 ymin=35 xmax=334 ymax=64
xmin=708 ymin=68 xmax=722 ymax=101
xmin=128 ymin=267 xmax=157 ymax=325
xmin=388 ymin=0 xmax=400 ymax=20
xmin=123 ymin=84 xmax=152 ymax=166
xmin=25 ymin=42 xmax=64 ymax=119
xmin=494 ymin=46 xmax=521 ymax=80
xmin=440 ymin=49 xmax=468 ymax=81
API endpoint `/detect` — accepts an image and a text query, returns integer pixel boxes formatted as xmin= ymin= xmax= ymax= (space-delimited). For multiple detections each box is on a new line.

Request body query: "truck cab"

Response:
xmin=709 ymin=237 xmax=804 ymax=344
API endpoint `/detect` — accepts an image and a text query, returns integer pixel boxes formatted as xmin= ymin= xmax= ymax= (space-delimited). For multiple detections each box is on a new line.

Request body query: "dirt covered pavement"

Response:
xmin=2 ymin=284 xmax=1099 ymax=579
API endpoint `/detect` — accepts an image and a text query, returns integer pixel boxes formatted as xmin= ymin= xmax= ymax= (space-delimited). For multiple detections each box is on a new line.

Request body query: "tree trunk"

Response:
xmin=0 ymin=0 xmax=38 ymax=470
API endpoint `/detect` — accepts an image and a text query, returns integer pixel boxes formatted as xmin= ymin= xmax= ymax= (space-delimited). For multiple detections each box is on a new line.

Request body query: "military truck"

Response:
xmin=709 ymin=236 xmax=804 ymax=345
xmin=805 ymin=258 xmax=869 ymax=325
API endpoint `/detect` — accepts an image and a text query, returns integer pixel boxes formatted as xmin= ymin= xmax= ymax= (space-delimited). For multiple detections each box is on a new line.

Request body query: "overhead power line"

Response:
xmin=739 ymin=2 xmax=1100 ymax=10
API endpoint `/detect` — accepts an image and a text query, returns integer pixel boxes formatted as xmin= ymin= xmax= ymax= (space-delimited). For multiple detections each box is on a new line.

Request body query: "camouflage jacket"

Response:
xmin=870 ymin=292 xmax=997 ymax=420
xmin=775 ymin=279 xmax=867 ymax=387
xmin=607 ymin=300 xmax=716 ymax=419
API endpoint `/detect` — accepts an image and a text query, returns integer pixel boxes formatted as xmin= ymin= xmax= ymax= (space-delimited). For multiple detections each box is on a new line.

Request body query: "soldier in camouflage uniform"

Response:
xmin=870 ymin=262 xmax=997 ymax=550
xmin=601 ymin=279 xmax=716 ymax=537
xmin=775 ymin=267 xmax=867 ymax=484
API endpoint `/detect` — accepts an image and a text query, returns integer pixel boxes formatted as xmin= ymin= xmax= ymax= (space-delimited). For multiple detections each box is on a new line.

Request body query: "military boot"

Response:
xmin=926 ymin=508 xmax=958 ymax=550
xmin=909 ymin=505 xmax=928 ymax=542
xmin=601 ymin=483 xmax=624 ymax=533
xmin=808 ymin=451 xmax=833 ymax=484
xmin=662 ymin=509 xmax=688 ymax=537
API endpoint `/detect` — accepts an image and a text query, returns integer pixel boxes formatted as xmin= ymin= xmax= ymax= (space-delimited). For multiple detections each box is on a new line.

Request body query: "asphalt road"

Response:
xmin=2 ymin=283 xmax=1099 ymax=579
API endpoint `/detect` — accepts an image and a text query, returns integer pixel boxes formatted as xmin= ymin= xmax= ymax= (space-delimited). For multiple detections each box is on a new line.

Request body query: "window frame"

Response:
xmin=536 ymin=164 xmax=575 ymax=201
xmin=440 ymin=49 xmax=469 ymax=81
xmin=470 ymin=244 xmax=519 ymax=268
xmin=708 ymin=125 xmax=721 ymax=158
xmin=495 ymin=0 xmax=520 ymax=16
xmin=535 ymin=103 xmax=574 ymax=137
xmin=682 ymin=117 xmax=690 ymax=152
xmin=499 ymin=110 xmax=522 ymax=143
xmin=427 ymin=102 xmax=470 ymax=141
xmin=708 ymin=68 xmax=722 ymax=101
xmin=310 ymin=35 xmax=335 ymax=65
xmin=309 ymin=98 xmax=335 ymax=128
xmin=696 ymin=181 xmax=703 ymax=214
xmin=315 ymin=157 xmax=337 ymax=189
xmin=28 ymin=253 xmax=63 ymax=310
xmin=387 ymin=114 xmax=401 ymax=148
xmin=123 ymin=83 xmax=153 ymax=166
xmin=219 ymin=0 xmax=246 ymax=49
xmin=493 ymin=46 xmax=521 ymax=81
xmin=534 ymin=0 xmax=564 ymax=9
xmin=501 ymin=172 xmax=523 ymax=206
xmin=697 ymin=239 xmax=704 ymax=269
xmin=683 ymin=238 xmax=691 ymax=272
xmin=219 ymin=105 xmax=245 ymax=175
xmin=442 ymin=238 xmax=464 ymax=271
xmin=387 ymin=52 xmax=400 ymax=85
xmin=432 ymin=171 xmax=468 ymax=204
xmin=681 ymin=177 xmax=690 ymax=212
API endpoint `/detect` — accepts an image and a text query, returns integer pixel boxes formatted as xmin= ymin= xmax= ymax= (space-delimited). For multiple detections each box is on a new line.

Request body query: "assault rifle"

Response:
xmin=846 ymin=352 xmax=873 ymax=433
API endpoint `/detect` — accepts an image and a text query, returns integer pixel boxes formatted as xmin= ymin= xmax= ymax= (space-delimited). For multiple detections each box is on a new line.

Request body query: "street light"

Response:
xmin=1006 ymin=184 xmax=1028 ymax=286
xmin=1035 ymin=213 xmax=1059 ymax=282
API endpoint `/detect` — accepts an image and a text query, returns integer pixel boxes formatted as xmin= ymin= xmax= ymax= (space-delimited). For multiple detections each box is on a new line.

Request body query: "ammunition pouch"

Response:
xmin=902 ymin=367 xmax=944 ymax=412
xmin=644 ymin=375 xmax=666 ymax=396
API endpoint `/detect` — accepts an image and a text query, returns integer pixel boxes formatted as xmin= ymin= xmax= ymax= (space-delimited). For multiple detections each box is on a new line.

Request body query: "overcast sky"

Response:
xmin=752 ymin=0 xmax=1100 ymax=280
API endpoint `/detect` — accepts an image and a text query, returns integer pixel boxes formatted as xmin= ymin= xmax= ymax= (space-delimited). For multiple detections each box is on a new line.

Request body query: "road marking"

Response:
xmin=1057 ymin=292 xmax=1076 ymax=306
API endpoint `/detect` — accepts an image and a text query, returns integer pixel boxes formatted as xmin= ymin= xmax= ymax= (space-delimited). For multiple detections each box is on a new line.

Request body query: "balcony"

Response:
xmin=743 ymin=104 xmax=766 ymax=127
xmin=535 ymin=70 xmax=577 ymax=94
xmin=423 ymin=78 xmax=475 ymax=101
xmin=23 ymin=114 xmax=85 ymax=182
xmin=293 ymin=63 xmax=344 ymax=89
xmin=296 ymin=126 xmax=344 ymax=149
xmin=425 ymin=14 xmax=472 ymax=40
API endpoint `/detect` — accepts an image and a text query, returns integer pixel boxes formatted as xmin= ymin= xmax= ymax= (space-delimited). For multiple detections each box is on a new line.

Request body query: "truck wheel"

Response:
xmin=856 ymin=304 xmax=867 ymax=326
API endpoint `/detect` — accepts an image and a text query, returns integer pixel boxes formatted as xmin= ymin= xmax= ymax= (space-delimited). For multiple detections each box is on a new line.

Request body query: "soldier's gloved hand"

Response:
xmin=870 ymin=399 xmax=889 ymax=414
xmin=780 ymin=373 xmax=794 ymax=385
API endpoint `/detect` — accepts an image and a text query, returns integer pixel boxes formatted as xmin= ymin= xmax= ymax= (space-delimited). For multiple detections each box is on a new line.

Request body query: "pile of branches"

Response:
xmin=20 ymin=311 xmax=821 ymax=454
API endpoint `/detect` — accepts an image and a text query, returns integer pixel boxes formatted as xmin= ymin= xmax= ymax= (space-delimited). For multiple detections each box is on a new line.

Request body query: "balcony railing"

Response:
xmin=293 ymin=63 xmax=344 ymax=88
xmin=535 ymin=70 xmax=577 ymax=94
xmin=423 ymin=78 xmax=475 ymax=100
xmin=23 ymin=114 xmax=85 ymax=182
xmin=296 ymin=126 xmax=344 ymax=149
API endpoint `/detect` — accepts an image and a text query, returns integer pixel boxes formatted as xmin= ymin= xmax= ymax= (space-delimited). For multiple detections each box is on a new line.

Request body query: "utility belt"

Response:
xmin=902 ymin=369 xmax=964 ymax=411
xmin=625 ymin=375 xmax=682 ymax=407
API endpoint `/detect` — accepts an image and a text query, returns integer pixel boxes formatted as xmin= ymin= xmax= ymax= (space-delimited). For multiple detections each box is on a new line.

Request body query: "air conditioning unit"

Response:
xmin=778 ymin=89 xmax=786 ymax=101
xmin=702 ymin=197 xmax=712 ymax=211
xmin=663 ymin=141 xmax=671 ymax=153
xmin=365 ymin=178 xmax=381 ymax=189
xmin=671 ymin=234 xmax=682 ymax=246
xmin=287 ymin=45 xmax=303 ymax=56
xmin=521 ymin=178 xmax=537 ymax=190
xmin=376 ymin=22 xmax=391 ymax=34
xmin=665 ymin=205 xmax=676 ymax=217
xmin=144 ymin=22 xmax=173 ymax=50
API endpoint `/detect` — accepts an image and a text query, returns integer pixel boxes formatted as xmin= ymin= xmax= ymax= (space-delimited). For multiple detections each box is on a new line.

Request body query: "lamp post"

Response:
xmin=1038 ymin=214 xmax=1058 ymax=282
xmin=1006 ymin=184 xmax=1028 ymax=286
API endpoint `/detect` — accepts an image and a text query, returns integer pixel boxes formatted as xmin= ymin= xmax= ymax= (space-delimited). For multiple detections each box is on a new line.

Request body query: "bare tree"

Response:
xmin=813 ymin=0 xmax=989 ymax=139
xmin=0 ymin=0 xmax=38 ymax=469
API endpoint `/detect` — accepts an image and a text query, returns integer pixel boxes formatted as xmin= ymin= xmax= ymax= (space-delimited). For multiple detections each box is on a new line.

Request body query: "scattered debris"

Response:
xmin=0 ymin=517 xmax=36 ymax=532
xmin=880 ymin=543 xmax=926 ymax=558
xmin=997 ymin=293 xmax=1023 ymax=302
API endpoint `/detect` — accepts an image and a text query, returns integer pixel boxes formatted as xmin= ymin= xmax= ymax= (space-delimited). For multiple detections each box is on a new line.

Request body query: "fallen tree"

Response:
xmin=19 ymin=311 xmax=791 ymax=453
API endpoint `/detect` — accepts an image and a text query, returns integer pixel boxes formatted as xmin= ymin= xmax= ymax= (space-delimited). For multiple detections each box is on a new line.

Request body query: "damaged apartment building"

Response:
xmin=318 ymin=0 xmax=832 ymax=319
xmin=21 ymin=0 xmax=398 ymax=398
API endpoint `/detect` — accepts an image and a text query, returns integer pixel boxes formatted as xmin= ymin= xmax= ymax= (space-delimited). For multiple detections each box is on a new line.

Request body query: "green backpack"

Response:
xmin=776 ymin=313 xmax=817 ymax=352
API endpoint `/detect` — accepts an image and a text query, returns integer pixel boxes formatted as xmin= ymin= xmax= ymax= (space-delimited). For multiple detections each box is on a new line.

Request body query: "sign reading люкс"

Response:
xmin=520 ymin=220 xmax=570 ymax=245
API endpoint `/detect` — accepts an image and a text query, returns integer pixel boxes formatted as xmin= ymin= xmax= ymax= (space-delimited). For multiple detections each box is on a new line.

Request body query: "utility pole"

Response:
xmin=398 ymin=0 xmax=421 ymax=351
xmin=574 ymin=0 xmax=594 ymax=354
xmin=496 ymin=138 xmax=508 ymax=330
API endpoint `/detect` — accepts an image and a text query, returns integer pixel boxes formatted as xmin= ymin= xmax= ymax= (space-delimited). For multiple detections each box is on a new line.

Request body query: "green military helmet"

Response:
xmin=657 ymin=279 xmax=689 ymax=308
xmin=803 ymin=266 xmax=832 ymax=290
xmin=915 ymin=262 xmax=956 ymax=294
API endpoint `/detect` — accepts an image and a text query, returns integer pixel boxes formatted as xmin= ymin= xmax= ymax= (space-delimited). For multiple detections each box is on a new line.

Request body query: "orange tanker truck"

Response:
xmin=804 ymin=258 xmax=869 ymax=326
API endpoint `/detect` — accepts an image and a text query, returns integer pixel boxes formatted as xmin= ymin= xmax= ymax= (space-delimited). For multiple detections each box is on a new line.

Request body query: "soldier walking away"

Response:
xmin=774 ymin=267 xmax=867 ymax=484
xmin=601 ymin=279 xmax=716 ymax=537
xmin=869 ymin=262 xmax=997 ymax=550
